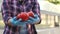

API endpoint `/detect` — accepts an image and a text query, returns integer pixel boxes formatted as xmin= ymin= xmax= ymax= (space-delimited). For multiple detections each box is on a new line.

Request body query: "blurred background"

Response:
xmin=0 ymin=0 xmax=60 ymax=34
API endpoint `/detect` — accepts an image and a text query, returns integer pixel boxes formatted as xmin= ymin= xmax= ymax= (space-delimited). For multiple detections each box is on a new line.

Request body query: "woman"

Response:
xmin=1 ymin=0 xmax=41 ymax=34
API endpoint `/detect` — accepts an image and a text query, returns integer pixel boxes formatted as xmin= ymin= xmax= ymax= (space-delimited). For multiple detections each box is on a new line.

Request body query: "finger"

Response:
xmin=13 ymin=17 xmax=16 ymax=19
xmin=34 ymin=14 xmax=39 ymax=18
xmin=29 ymin=17 xmax=34 ymax=20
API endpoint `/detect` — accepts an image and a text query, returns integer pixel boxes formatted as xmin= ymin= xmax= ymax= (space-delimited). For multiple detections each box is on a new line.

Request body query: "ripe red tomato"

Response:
xmin=17 ymin=12 xmax=29 ymax=21
xmin=28 ymin=11 xmax=34 ymax=17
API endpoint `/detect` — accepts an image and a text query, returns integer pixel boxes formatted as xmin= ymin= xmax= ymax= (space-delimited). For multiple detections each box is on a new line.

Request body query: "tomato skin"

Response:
xmin=17 ymin=11 xmax=34 ymax=21
xmin=17 ymin=12 xmax=29 ymax=21
xmin=28 ymin=11 xmax=34 ymax=17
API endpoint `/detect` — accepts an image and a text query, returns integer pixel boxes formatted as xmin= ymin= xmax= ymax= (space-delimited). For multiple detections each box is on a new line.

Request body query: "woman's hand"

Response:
xmin=9 ymin=17 xmax=26 ymax=26
xmin=25 ymin=14 xmax=40 ymax=24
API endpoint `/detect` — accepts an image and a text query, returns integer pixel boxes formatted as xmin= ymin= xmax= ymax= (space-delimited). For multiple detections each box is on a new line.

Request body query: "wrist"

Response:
xmin=7 ymin=18 xmax=13 ymax=26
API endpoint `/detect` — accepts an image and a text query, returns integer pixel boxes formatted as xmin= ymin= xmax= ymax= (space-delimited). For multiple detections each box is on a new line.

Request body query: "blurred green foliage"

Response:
xmin=47 ymin=0 xmax=60 ymax=4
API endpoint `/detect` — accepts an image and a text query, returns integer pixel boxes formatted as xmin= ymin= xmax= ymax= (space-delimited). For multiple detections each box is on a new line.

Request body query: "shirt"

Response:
xmin=1 ymin=0 xmax=41 ymax=34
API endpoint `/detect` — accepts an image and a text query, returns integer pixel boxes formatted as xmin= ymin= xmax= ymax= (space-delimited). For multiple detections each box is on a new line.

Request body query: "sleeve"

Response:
xmin=1 ymin=0 xmax=13 ymax=25
xmin=32 ymin=0 xmax=41 ymax=24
